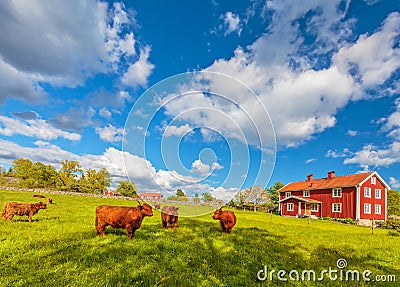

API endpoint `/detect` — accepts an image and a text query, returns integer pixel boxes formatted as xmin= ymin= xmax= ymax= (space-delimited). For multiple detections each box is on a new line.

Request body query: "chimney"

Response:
xmin=307 ymin=174 xmax=313 ymax=181
xmin=328 ymin=171 xmax=335 ymax=179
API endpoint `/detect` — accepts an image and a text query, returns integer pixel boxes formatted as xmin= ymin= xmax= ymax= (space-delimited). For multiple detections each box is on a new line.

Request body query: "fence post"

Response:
xmin=371 ymin=218 xmax=375 ymax=235
xmin=270 ymin=210 xmax=272 ymax=222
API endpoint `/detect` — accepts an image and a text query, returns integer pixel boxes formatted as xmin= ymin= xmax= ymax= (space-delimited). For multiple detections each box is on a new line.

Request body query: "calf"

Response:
xmin=95 ymin=201 xmax=153 ymax=239
xmin=2 ymin=201 xmax=47 ymax=223
xmin=154 ymin=203 xmax=161 ymax=210
xmin=47 ymin=197 xmax=53 ymax=204
xmin=161 ymin=206 xmax=179 ymax=230
xmin=212 ymin=208 xmax=236 ymax=233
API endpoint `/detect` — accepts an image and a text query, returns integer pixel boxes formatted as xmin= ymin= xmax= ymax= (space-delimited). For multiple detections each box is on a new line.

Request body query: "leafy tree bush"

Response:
xmin=116 ymin=181 xmax=138 ymax=198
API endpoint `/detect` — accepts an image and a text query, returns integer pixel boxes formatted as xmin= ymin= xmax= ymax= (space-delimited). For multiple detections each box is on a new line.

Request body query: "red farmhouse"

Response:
xmin=278 ymin=171 xmax=389 ymax=224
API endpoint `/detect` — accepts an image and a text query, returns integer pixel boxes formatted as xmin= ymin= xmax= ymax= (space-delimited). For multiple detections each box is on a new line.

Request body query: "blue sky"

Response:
xmin=0 ymin=0 xmax=399 ymax=201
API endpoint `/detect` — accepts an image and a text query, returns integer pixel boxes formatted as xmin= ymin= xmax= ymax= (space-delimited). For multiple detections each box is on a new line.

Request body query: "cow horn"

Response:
xmin=137 ymin=200 xmax=142 ymax=206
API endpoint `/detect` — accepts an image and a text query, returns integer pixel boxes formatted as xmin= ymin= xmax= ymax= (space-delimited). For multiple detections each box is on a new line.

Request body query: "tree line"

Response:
xmin=1 ymin=158 xmax=137 ymax=197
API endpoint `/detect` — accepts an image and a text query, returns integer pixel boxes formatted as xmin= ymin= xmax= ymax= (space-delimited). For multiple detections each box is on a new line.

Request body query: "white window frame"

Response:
xmin=287 ymin=203 xmax=294 ymax=212
xmin=364 ymin=187 xmax=371 ymax=198
xmin=364 ymin=203 xmax=371 ymax=214
xmin=310 ymin=203 xmax=318 ymax=212
xmin=303 ymin=190 xmax=310 ymax=197
xmin=332 ymin=188 xmax=342 ymax=198
xmin=332 ymin=203 xmax=342 ymax=213
xmin=375 ymin=189 xmax=381 ymax=199
xmin=375 ymin=204 xmax=381 ymax=215
xmin=285 ymin=192 xmax=291 ymax=198
xmin=371 ymin=177 xmax=376 ymax=185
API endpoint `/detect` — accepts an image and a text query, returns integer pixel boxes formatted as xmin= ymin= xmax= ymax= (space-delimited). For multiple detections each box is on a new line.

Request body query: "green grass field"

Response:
xmin=0 ymin=189 xmax=399 ymax=286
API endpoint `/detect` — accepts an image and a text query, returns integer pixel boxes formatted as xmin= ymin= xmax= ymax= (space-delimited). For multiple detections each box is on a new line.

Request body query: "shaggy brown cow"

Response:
xmin=47 ymin=197 xmax=53 ymax=204
xmin=154 ymin=203 xmax=161 ymax=210
xmin=2 ymin=201 xmax=47 ymax=223
xmin=95 ymin=201 xmax=153 ymax=239
xmin=161 ymin=206 xmax=179 ymax=230
xmin=212 ymin=208 xmax=236 ymax=233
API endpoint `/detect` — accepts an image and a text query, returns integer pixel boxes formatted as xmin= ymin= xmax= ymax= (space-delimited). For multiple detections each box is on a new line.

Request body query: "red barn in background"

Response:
xmin=278 ymin=171 xmax=389 ymax=225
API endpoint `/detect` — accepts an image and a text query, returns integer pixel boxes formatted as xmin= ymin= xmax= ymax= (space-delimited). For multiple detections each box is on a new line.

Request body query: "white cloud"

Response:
xmin=191 ymin=159 xmax=210 ymax=176
xmin=99 ymin=108 xmax=112 ymax=119
xmin=334 ymin=12 xmax=400 ymax=89
xmin=190 ymin=159 xmax=224 ymax=176
xmin=0 ymin=115 xmax=80 ymax=141
xmin=95 ymin=124 xmax=124 ymax=143
xmin=175 ymin=6 xmax=400 ymax=148
xmin=121 ymin=46 xmax=155 ymax=89
xmin=223 ymin=12 xmax=242 ymax=36
xmin=347 ymin=130 xmax=359 ymax=136
xmin=343 ymin=142 xmax=400 ymax=167
xmin=0 ymin=1 xmax=154 ymax=103
xmin=211 ymin=162 xmax=224 ymax=170
xmin=381 ymin=98 xmax=400 ymax=140
xmin=164 ymin=124 xmax=193 ymax=137
xmin=305 ymin=158 xmax=316 ymax=164
xmin=389 ymin=177 xmax=400 ymax=189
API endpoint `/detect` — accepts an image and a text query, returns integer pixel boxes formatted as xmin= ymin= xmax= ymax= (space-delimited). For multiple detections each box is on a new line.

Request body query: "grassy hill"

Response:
xmin=0 ymin=189 xmax=399 ymax=286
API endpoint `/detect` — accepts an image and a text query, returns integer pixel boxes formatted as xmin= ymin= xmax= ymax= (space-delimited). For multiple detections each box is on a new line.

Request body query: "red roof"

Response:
xmin=279 ymin=172 xmax=375 ymax=192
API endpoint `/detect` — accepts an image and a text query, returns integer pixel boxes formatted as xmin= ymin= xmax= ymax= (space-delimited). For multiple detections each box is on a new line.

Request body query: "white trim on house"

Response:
xmin=298 ymin=202 xmax=301 ymax=214
xmin=385 ymin=188 xmax=388 ymax=221
xmin=375 ymin=188 xmax=381 ymax=199
xmin=375 ymin=204 xmax=381 ymax=215
xmin=364 ymin=187 xmax=371 ymax=198
xmin=359 ymin=171 xmax=390 ymax=190
xmin=356 ymin=186 xmax=360 ymax=220
xmin=311 ymin=203 xmax=318 ymax=212
xmin=364 ymin=203 xmax=371 ymax=214
xmin=332 ymin=188 xmax=342 ymax=198
xmin=287 ymin=203 xmax=294 ymax=212
xmin=303 ymin=190 xmax=310 ymax=197
xmin=332 ymin=203 xmax=342 ymax=213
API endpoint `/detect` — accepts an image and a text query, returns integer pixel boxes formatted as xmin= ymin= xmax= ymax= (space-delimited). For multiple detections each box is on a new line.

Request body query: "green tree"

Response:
xmin=58 ymin=160 xmax=82 ymax=191
xmin=267 ymin=181 xmax=285 ymax=205
xmin=192 ymin=193 xmax=200 ymax=204
xmin=202 ymin=192 xmax=214 ymax=203
xmin=32 ymin=162 xmax=58 ymax=188
xmin=79 ymin=168 xmax=111 ymax=194
xmin=13 ymin=158 xmax=33 ymax=181
xmin=176 ymin=189 xmax=185 ymax=197
xmin=116 ymin=181 xmax=138 ymax=198
xmin=388 ymin=189 xmax=400 ymax=216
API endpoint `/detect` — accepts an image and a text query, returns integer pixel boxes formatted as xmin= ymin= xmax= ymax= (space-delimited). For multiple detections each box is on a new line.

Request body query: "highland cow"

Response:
xmin=2 ymin=201 xmax=47 ymax=223
xmin=161 ymin=206 xmax=179 ymax=230
xmin=212 ymin=208 xmax=236 ymax=233
xmin=95 ymin=201 xmax=153 ymax=239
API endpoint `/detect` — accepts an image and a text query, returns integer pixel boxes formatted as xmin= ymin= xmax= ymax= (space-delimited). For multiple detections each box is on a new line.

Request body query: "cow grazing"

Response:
xmin=95 ymin=201 xmax=153 ymax=239
xmin=161 ymin=206 xmax=179 ymax=230
xmin=212 ymin=208 xmax=236 ymax=233
xmin=33 ymin=194 xmax=46 ymax=198
xmin=2 ymin=201 xmax=47 ymax=223
xmin=154 ymin=203 xmax=161 ymax=210
xmin=47 ymin=197 xmax=53 ymax=204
